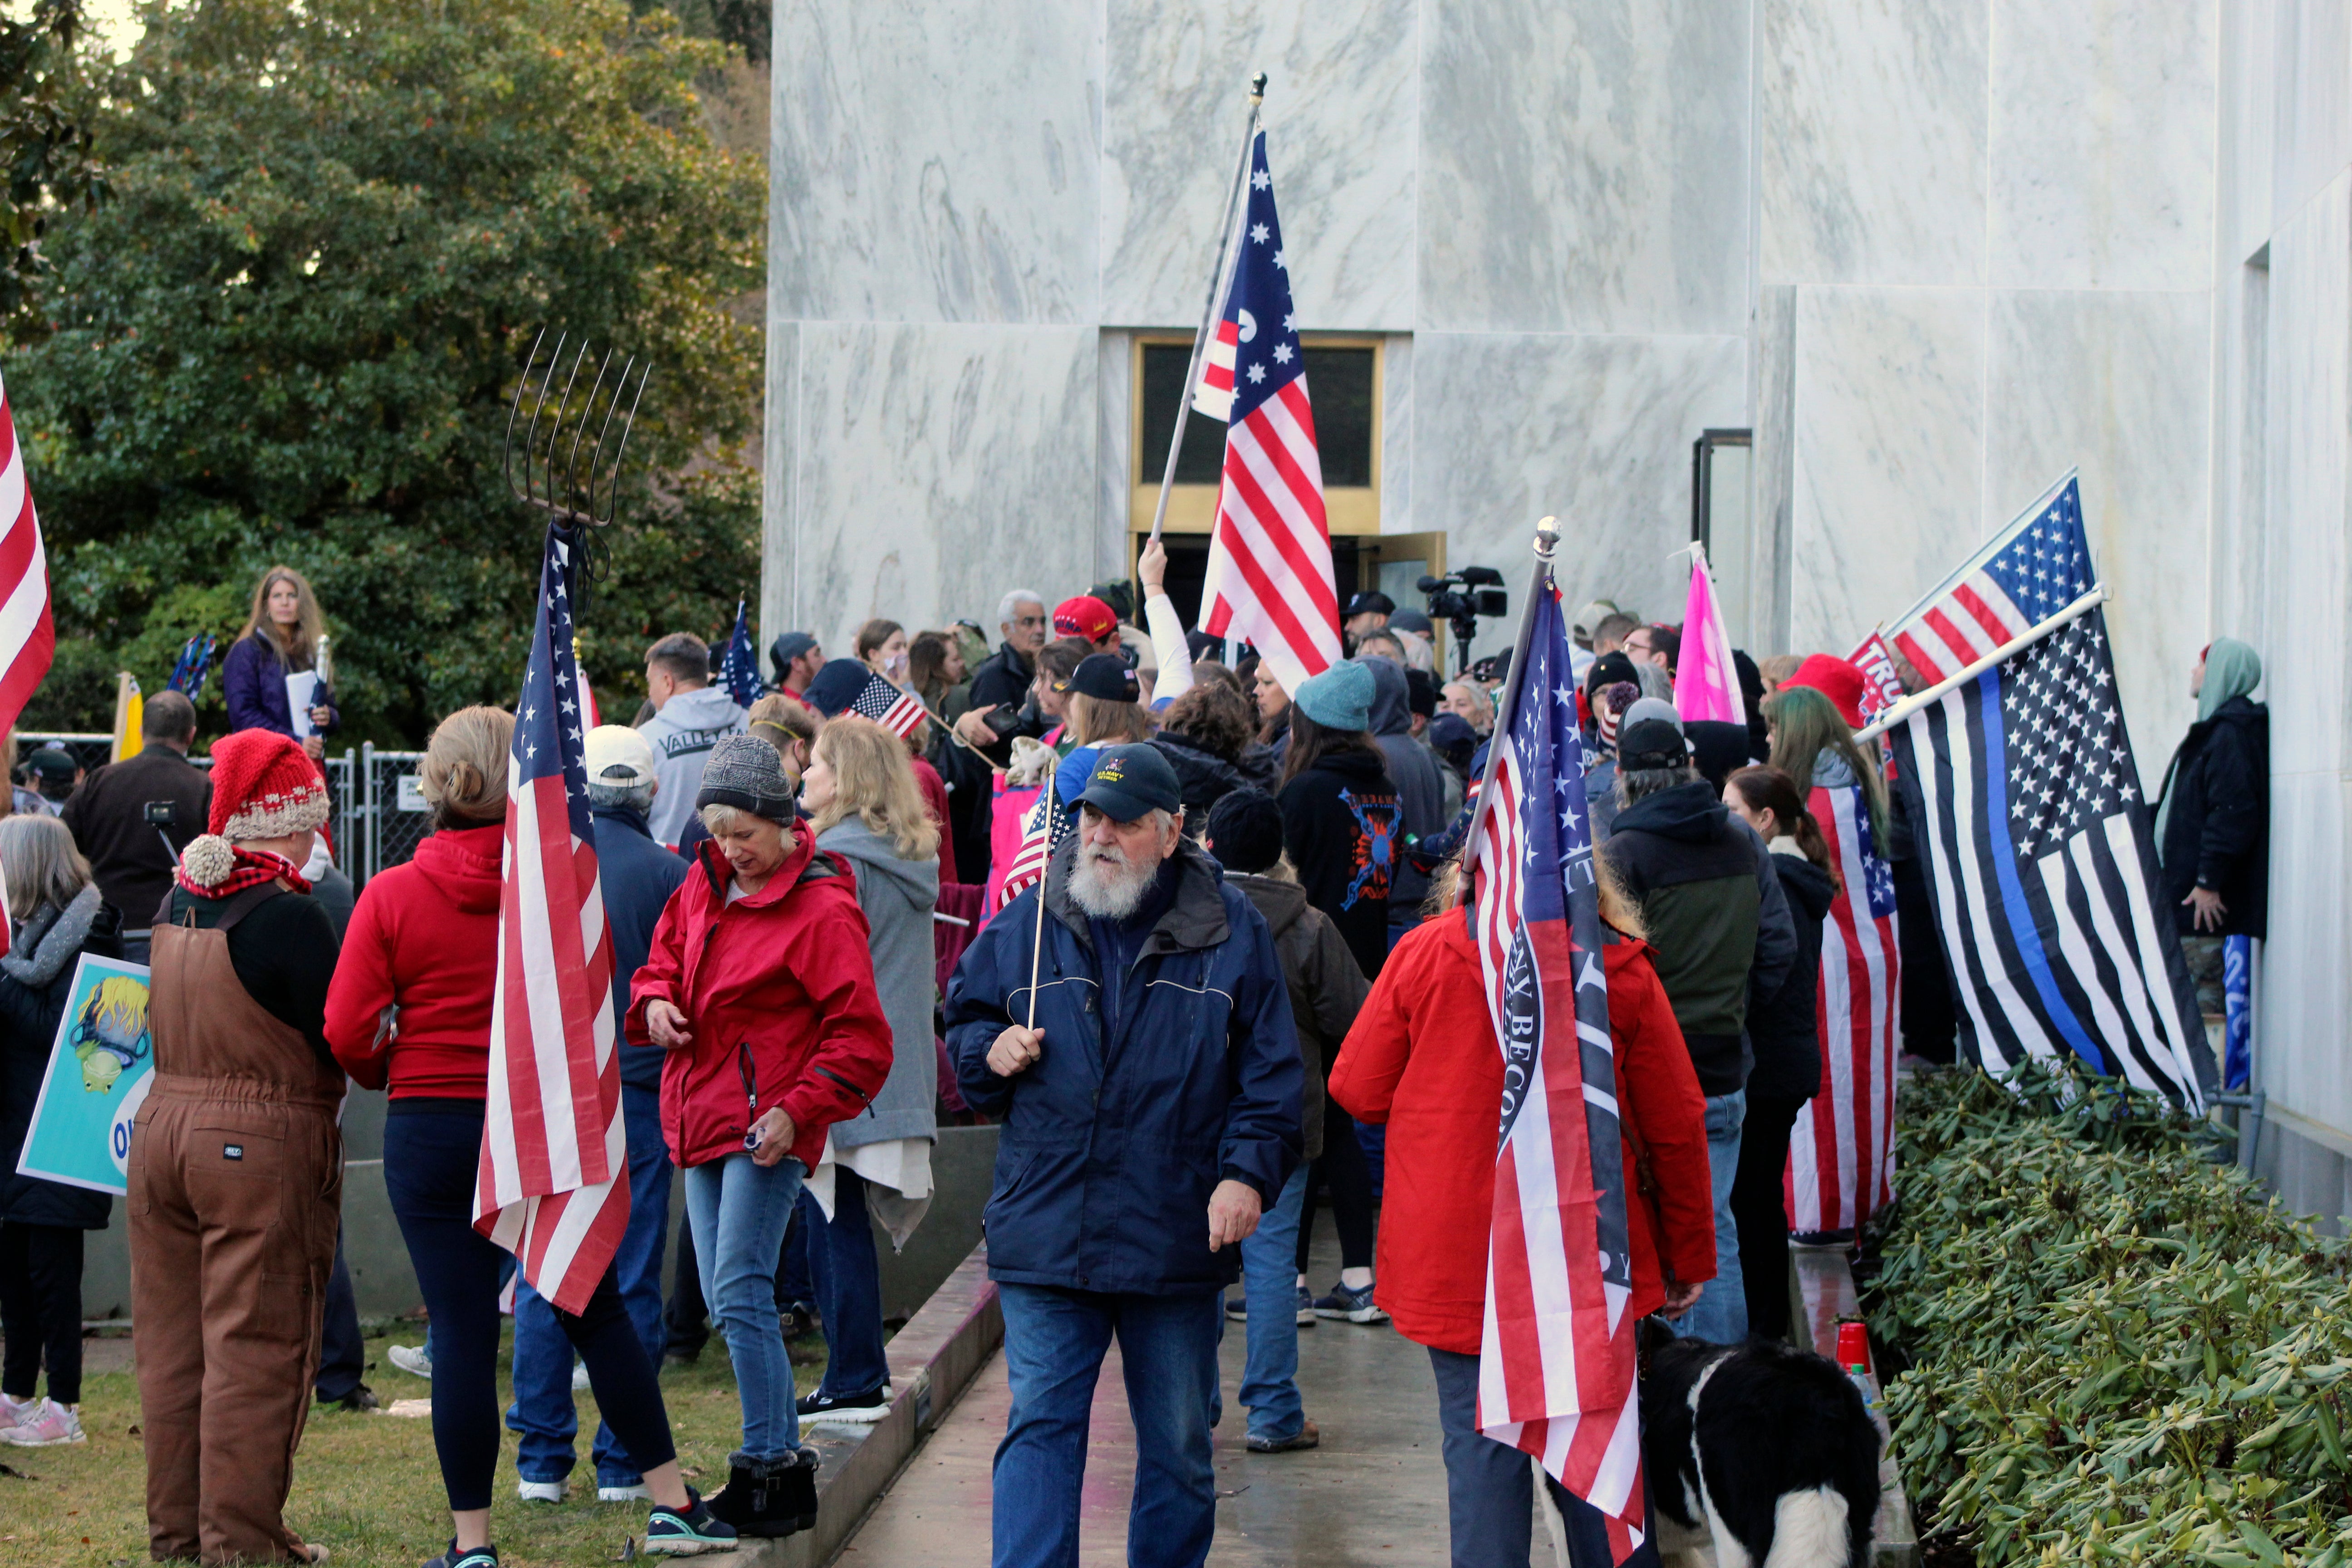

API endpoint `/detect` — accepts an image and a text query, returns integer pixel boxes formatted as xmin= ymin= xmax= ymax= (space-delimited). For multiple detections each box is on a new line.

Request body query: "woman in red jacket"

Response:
xmin=627 ymin=734 xmax=893 ymax=1540
xmin=1328 ymin=866 xmax=1715 ymax=1568
xmin=326 ymin=708 xmax=733 ymax=1566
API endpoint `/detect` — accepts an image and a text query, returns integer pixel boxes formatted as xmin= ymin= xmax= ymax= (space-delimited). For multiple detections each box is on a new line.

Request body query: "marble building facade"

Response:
xmin=763 ymin=4 xmax=2352 ymax=1217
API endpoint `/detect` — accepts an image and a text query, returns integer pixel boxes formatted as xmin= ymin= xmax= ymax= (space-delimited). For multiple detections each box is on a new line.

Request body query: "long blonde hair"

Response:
xmin=808 ymin=716 xmax=940 ymax=860
xmin=0 ymin=813 xmax=92 ymax=921
xmin=1067 ymin=693 xmax=1152 ymax=747
xmin=237 ymin=565 xmax=326 ymax=671
xmin=419 ymin=706 xmax=514 ymax=831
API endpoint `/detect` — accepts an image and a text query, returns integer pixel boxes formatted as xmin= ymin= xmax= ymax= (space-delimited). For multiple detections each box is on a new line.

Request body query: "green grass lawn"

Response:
xmin=0 ymin=1327 xmax=820 ymax=1568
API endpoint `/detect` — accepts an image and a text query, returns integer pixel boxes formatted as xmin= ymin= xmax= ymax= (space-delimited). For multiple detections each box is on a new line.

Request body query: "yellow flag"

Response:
xmin=111 ymin=674 xmax=143 ymax=763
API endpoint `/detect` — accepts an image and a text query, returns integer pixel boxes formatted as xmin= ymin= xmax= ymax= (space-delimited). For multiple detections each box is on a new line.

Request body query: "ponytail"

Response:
xmin=1725 ymin=765 xmax=1841 ymax=896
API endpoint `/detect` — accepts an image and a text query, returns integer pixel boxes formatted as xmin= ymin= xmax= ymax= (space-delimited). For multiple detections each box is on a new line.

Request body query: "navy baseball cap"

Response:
xmin=1072 ymin=743 xmax=1182 ymax=822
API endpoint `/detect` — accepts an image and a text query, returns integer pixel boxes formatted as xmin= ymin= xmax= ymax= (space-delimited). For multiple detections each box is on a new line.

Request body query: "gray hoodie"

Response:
xmin=1355 ymin=656 xmax=1446 ymax=909
xmin=636 ymin=684 xmax=747 ymax=846
xmin=816 ymin=817 xmax=940 ymax=1150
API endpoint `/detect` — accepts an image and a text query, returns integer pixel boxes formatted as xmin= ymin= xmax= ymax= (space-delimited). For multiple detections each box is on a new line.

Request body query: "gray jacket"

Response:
xmin=1357 ymin=656 xmax=1447 ymax=909
xmin=637 ymin=684 xmax=748 ymax=846
xmin=818 ymin=818 xmax=940 ymax=1149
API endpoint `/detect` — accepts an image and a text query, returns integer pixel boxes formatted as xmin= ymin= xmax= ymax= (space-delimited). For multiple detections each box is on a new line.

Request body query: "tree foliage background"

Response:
xmin=9 ymin=0 xmax=765 ymax=745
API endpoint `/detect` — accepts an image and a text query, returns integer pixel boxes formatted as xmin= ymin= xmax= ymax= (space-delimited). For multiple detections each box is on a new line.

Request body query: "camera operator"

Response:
xmin=58 ymin=691 xmax=211 ymax=966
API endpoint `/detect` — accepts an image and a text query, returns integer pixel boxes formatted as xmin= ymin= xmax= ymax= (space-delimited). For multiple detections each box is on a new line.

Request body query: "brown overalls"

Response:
xmin=128 ymin=886 xmax=343 ymax=1565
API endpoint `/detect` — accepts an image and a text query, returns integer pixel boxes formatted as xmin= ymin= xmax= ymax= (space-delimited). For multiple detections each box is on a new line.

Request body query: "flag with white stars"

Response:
xmin=1890 ymin=607 xmax=2212 ymax=1106
xmin=1888 ymin=472 xmax=2098 ymax=684
xmin=717 ymin=597 xmax=763 ymax=710
xmin=1464 ymin=575 xmax=1646 ymax=1562
xmin=1191 ymin=128 xmax=1342 ymax=696
xmin=475 ymin=521 xmax=631 ymax=1316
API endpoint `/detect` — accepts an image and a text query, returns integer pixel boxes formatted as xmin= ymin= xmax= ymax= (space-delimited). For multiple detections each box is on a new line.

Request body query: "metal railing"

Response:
xmin=356 ymin=744 xmax=431 ymax=883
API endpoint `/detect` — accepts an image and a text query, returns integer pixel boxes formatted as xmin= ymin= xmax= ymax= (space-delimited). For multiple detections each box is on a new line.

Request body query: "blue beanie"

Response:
xmin=1292 ymin=660 xmax=1375 ymax=732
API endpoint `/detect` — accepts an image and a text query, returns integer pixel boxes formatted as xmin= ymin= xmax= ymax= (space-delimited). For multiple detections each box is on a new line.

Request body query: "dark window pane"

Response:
xmin=1303 ymin=347 xmax=1373 ymax=488
xmin=1140 ymin=344 xmax=1229 ymax=486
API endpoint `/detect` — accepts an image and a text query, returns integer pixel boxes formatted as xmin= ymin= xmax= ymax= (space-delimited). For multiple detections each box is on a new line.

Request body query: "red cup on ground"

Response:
xmin=1836 ymin=1320 xmax=1872 ymax=1374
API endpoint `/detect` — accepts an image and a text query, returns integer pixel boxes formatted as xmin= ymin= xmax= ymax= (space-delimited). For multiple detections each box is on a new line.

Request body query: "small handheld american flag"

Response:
xmin=992 ymin=766 xmax=1070 ymax=915
xmin=850 ymin=671 xmax=928 ymax=741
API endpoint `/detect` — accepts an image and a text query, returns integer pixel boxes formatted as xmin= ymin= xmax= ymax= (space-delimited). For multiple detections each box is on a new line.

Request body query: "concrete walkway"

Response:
xmin=834 ymin=1229 xmax=1454 ymax=1565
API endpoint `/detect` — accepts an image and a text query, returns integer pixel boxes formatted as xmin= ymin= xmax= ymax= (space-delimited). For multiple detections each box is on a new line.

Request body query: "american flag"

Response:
xmin=475 ymin=523 xmax=630 ymax=1315
xmin=1785 ymin=781 xmax=1901 ymax=1233
xmin=1891 ymin=609 xmax=2211 ymax=1105
xmin=1888 ymin=474 xmax=2095 ymax=685
xmin=0 ymin=368 xmax=54 ymax=734
xmin=991 ymin=770 xmax=1069 ymax=915
xmin=1465 ymin=576 xmax=1645 ymax=1560
xmin=849 ymin=671 xmax=928 ymax=741
xmin=1192 ymin=131 xmax=1341 ymax=696
xmin=717 ymin=597 xmax=763 ymax=710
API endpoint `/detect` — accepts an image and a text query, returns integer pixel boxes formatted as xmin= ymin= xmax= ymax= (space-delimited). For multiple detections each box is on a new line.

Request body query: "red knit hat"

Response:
xmin=1782 ymin=654 xmax=1867 ymax=727
xmin=1052 ymin=595 xmax=1117 ymax=644
xmin=181 ymin=730 xmax=330 ymax=888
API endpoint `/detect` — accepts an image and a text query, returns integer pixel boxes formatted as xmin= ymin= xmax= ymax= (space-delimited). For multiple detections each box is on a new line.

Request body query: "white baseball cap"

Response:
xmin=583 ymin=724 xmax=657 ymax=788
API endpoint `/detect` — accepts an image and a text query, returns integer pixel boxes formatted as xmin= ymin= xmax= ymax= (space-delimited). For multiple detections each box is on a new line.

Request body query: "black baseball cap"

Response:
xmin=1072 ymin=743 xmax=1182 ymax=821
xmin=1344 ymin=590 xmax=1395 ymax=618
xmin=1618 ymin=718 xmax=1692 ymax=772
xmin=1064 ymin=652 xmax=1140 ymax=703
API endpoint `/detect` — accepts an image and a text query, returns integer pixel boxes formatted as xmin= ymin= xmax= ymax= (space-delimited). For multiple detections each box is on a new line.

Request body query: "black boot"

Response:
xmin=705 ymin=1447 xmax=819 ymax=1538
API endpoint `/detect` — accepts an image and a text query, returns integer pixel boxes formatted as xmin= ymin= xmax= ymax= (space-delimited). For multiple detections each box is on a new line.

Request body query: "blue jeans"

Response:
xmin=508 ymin=1091 xmax=674 ymax=1486
xmin=1670 ymin=1089 xmax=1748 ymax=1345
xmin=994 ymin=1284 xmax=1221 ymax=1568
xmin=683 ymin=1152 xmax=806 ymax=1460
xmin=805 ymin=1170 xmax=888 ymax=1397
xmin=1426 ymin=1348 xmax=1657 ymax=1568
xmin=1220 ymin=1166 xmax=1308 ymax=1442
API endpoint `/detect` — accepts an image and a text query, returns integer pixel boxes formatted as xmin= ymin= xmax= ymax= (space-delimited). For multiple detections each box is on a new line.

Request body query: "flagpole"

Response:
xmin=1458 ymin=516 xmax=1558 ymax=892
xmin=1143 ymin=73 xmax=1266 ymax=546
xmin=1024 ymin=766 xmax=1058 ymax=1033
xmin=1852 ymin=583 xmax=2108 ymax=744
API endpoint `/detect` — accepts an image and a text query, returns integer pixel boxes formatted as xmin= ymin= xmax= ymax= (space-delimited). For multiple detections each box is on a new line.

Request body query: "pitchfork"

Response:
xmin=502 ymin=329 xmax=652 ymax=528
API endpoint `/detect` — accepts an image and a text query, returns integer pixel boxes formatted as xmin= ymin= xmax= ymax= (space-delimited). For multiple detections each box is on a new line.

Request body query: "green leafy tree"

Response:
xmin=10 ymin=0 xmax=764 ymax=745
xmin=0 ymin=0 xmax=108 ymax=323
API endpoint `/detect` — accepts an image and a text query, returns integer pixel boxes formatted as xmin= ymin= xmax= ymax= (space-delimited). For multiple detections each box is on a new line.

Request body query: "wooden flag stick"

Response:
xmin=1024 ymin=764 xmax=1058 ymax=1032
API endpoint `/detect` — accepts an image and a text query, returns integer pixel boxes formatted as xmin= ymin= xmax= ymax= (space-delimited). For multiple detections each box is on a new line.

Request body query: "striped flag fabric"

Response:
xmin=1847 ymin=632 xmax=1908 ymax=724
xmin=849 ymin=671 xmax=928 ymax=741
xmin=991 ymin=771 xmax=1068 ymax=915
xmin=1890 ymin=608 xmax=2212 ymax=1105
xmin=475 ymin=523 xmax=630 ymax=1316
xmin=1192 ymin=130 xmax=1342 ymax=696
xmin=717 ymin=597 xmax=763 ymax=710
xmin=1785 ymin=783 xmax=1901 ymax=1233
xmin=0 ymin=368 xmax=54 ymax=734
xmin=1465 ymin=578 xmax=1645 ymax=1561
xmin=1886 ymin=474 xmax=2094 ymax=685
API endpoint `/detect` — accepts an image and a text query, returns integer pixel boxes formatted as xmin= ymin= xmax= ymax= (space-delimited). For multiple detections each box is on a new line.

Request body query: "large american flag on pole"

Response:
xmin=1465 ymin=573 xmax=1645 ymax=1559
xmin=1192 ymin=130 xmax=1341 ymax=696
xmin=475 ymin=523 xmax=630 ymax=1315
xmin=0 ymin=368 xmax=54 ymax=734
xmin=1887 ymin=473 xmax=2094 ymax=685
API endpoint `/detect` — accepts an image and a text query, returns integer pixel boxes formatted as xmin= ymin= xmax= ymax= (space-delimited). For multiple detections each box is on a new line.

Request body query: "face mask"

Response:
xmin=885 ymin=652 xmax=909 ymax=679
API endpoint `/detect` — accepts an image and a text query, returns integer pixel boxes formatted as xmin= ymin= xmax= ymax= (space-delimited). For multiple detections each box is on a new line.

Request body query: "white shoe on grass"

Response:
xmin=598 ymin=1484 xmax=651 ymax=1502
xmin=517 ymin=1479 xmax=566 ymax=1504
xmin=388 ymin=1343 xmax=433 ymax=1379
xmin=0 ymin=1398 xmax=84 ymax=1446
xmin=571 ymin=1362 xmax=590 ymax=1393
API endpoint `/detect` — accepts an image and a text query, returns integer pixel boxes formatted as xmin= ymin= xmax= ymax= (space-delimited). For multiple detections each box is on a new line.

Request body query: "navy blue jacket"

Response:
xmin=592 ymin=804 xmax=689 ymax=1094
xmin=946 ymin=836 xmax=1302 ymax=1294
xmin=222 ymin=632 xmax=338 ymax=739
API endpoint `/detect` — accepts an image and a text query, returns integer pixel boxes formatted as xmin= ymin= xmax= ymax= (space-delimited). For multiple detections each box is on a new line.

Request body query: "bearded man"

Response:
xmin=946 ymin=743 xmax=1302 ymax=1568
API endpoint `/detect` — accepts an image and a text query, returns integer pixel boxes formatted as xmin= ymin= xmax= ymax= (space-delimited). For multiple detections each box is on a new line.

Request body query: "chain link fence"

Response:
xmin=357 ymin=744 xmax=432 ymax=882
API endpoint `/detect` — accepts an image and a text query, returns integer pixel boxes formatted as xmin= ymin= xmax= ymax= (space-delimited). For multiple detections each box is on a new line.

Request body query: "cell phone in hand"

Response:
xmin=982 ymin=705 xmax=1023 ymax=740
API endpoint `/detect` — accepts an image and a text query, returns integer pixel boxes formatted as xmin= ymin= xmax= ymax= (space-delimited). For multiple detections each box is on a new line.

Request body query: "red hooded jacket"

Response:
xmin=626 ymin=834 xmax=893 ymax=1172
xmin=327 ymin=823 xmax=506 ymax=1099
xmin=1328 ymin=912 xmax=1717 ymax=1355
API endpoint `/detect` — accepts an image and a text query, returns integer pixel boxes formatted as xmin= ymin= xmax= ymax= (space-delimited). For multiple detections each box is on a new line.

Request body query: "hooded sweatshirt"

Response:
xmin=1225 ymin=872 xmax=1367 ymax=1162
xmin=637 ymin=684 xmax=748 ymax=846
xmin=1277 ymin=745 xmax=1401 ymax=980
xmin=1358 ymin=657 xmax=1446 ymax=911
xmin=816 ymin=817 xmax=941 ymax=1149
xmin=327 ymin=823 xmax=507 ymax=1099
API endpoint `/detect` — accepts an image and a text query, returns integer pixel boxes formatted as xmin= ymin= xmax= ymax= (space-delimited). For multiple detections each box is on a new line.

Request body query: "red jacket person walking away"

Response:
xmin=128 ymin=730 xmax=342 ymax=1565
xmin=1328 ymin=867 xmax=1716 ymax=1568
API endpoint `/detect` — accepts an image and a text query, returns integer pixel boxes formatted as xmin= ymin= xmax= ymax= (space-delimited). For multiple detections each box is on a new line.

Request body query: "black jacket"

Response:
xmin=965 ymin=641 xmax=1047 ymax=768
xmin=1744 ymin=848 xmax=1833 ymax=1103
xmin=1277 ymin=746 xmax=1401 ymax=981
xmin=59 ymin=747 xmax=213 ymax=932
xmin=0 ymin=887 xmax=126 ymax=1228
xmin=2156 ymin=696 xmax=2268 ymax=940
xmin=1225 ymin=872 xmax=1369 ymax=1162
xmin=1150 ymin=730 xmax=1247 ymax=835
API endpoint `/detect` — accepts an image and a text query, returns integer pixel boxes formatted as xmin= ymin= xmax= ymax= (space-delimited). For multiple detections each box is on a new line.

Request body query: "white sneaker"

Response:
xmin=0 ymin=1398 xmax=84 ymax=1446
xmin=517 ymin=1479 xmax=567 ymax=1504
xmin=597 ymin=1484 xmax=652 ymax=1503
xmin=388 ymin=1343 xmax=432 ymax=1379
xmin=0 ymin=1392 xmax=34 ymax=1428
xmin=571 ymin=1362 xmax=590 ymax=1393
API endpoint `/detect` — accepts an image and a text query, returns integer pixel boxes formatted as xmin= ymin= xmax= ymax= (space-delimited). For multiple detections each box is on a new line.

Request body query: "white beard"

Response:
xmin=1068 ymin=842 xmax=1159 ymax=921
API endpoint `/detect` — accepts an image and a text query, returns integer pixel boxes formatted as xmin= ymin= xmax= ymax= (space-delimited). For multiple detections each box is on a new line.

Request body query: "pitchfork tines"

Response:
xmin=503 ymin=329 xmax=652 ymax=526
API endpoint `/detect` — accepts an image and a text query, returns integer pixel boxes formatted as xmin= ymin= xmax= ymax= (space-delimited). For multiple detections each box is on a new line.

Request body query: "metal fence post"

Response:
xmin=361 ymin=740 xmax=378 ymax=886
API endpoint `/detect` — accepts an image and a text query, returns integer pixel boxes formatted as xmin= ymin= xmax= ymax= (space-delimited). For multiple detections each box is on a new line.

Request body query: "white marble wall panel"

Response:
xmin=1096 ymin=331 xmax=1132 ymax=581
xmin=2270 ymin=0 xmax=2352 ymax=228
xmin=1100 ymin=0 xmax=1415 ymax=331
xmin=1421 ymin=0 xmax=1750 ymax=334
xmin=1410 ymin=333 xmax=1748 ymax=666
xmin=1750 ymin=285 xmax=1799 ymax=652
xmin=1761 ymin=0 xmax=1989 ymax=286
xmin=1379 ymin=332 xmax=1412 ymax=530
xmin=779 ymin=324 xmax=1098 ymax=655
xmin=769 ymin=0 xmax=1100 ymax=324
xmin=1787 ymin=288 xmax=1987 ymax=654
xmin=1981 ymin=290 xmax=2212 ymax=775
xmin=1988 ymin=2 xmax=2216 ymax=292
xmin=2221 ymin=0 xmax=2278 ymax=266
xmin=757 ymin=319 xmax=802 ymax=657
xmin=2261 ymin=773 xmax=2352 ymax=1132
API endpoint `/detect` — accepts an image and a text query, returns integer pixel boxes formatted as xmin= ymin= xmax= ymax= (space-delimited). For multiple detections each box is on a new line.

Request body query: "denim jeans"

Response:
xmin=805 ymin=1171 xmax=888 ymax=1398
xmin=683 ymin=1152 xmax=806 ymax=1460
xmin=1669 ymin=1088 xmax=1748 ymax=1345
xmin=1225 ymin=1166 xmax=1308 ymax=1442
xmin=994 ymin=1284 xmax=1221 ymax=1568
xmin=1426 ymin=1347 xmax=1657 ymax=1568
xmin=508 ymin=1091 xmax=674 ymax=1486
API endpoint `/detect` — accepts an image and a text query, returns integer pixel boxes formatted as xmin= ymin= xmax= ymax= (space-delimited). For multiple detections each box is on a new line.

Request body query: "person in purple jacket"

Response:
xmin=222 ymin=566 xmax=339 ymax=759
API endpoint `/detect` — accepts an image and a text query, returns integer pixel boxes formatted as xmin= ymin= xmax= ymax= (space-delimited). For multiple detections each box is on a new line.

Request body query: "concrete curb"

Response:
xmin=705 ymin=1240 xmax=1002 ymax=1566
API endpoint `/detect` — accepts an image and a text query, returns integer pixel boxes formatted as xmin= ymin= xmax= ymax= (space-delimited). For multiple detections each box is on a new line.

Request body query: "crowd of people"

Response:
xmin=0 ymin=556 xmax=2271 ymax=1568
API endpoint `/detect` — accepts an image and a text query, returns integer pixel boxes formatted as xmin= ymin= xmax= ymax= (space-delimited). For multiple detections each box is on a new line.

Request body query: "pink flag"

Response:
xmin=1672 ymin=544 xmax=1742 ymax=725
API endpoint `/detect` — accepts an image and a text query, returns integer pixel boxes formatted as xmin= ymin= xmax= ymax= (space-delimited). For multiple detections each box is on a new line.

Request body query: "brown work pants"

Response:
xmin=129 ymin=1080 xmax=341 ymax=1565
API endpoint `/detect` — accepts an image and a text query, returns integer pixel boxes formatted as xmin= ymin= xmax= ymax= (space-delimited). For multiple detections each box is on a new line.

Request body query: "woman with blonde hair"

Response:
xmin=792 ymin=716 xmax=941 ymax=1423
xmin=224 ymin=565 xmax=338 ymax=759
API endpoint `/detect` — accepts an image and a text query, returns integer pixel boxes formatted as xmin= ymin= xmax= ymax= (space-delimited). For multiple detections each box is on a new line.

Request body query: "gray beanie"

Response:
xmin=696 ymin=733 xmax=798 ymax=823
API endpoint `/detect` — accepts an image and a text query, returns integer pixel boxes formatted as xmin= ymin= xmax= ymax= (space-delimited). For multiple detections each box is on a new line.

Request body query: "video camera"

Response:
xmin=1417 ymin=568 xmax=1509 ymax=674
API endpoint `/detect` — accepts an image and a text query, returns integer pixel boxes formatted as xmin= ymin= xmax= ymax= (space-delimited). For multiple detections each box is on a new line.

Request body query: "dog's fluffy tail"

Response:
xmin=1762 ymin=1486 xmax=1850 ymax=1568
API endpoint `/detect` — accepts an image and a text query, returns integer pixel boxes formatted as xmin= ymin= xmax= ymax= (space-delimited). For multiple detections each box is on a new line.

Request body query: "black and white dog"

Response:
xmin=1637 ymin=1328 xmax=1882 ymax=1568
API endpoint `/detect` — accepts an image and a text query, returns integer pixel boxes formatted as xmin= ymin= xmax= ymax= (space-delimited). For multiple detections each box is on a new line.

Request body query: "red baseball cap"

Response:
xmin=1053 ymin=595 xmax=1118 ymax=644
xmin=1782 ymin=654 xmax=1867 ymax=727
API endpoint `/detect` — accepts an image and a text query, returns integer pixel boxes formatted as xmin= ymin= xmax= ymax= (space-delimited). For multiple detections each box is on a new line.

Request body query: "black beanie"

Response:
xmin=1205 ymin=788 xmax=1284 ymax=875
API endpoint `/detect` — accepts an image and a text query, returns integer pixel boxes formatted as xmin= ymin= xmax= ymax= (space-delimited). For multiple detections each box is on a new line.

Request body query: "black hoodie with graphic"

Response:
xmin=1277 ymin=745 xmax=1401 ymax=980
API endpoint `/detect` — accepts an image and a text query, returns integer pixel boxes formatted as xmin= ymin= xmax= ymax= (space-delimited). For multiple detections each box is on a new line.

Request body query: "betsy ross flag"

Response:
xmin=0 ymin=368 xmax=53 ymax=735
xmin=1785 ymin=781 xmax=1901 ymax=1233
xmin=717 ymin=597 xmax=763 ymax=710
xmin=1192 ymin=131 xmax=1342 ymax=696
xmin=1887 ymin=474 xmax=2095 ymax=684
xmin=475 ymin=524 xmax=630 ymax=1315
xmin=992 ymin=770 xmax=1069 ymax=914
xmin=1465 ymin=577 xmax=1645 ymax=1559
xmin=1891 ymin=609 xmax=2211 ymax=1104
xmin=849 ymin=671 xmax=927 ymax=741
